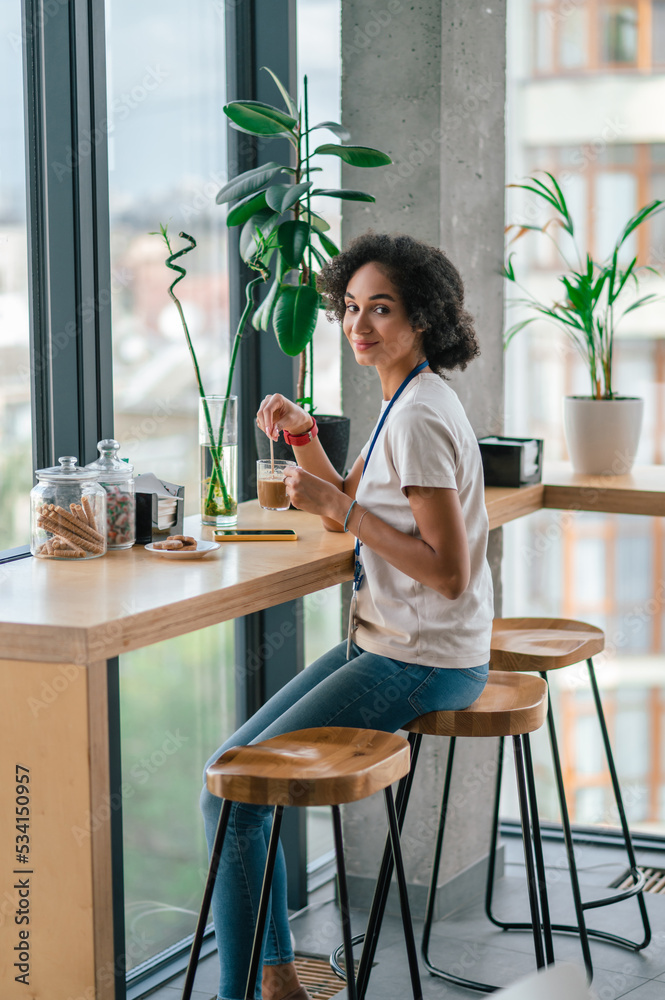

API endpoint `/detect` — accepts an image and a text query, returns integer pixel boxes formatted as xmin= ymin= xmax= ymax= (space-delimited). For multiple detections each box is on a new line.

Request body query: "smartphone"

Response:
xmin=213 ymin=528 xmax=298 ymax=542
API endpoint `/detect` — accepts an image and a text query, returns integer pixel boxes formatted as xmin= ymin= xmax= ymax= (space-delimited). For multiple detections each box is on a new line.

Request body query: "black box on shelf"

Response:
xmin=135 ymin=475 xmax=185 ymax=543
xmin=477 ymin=437 xmax=543 ymax=488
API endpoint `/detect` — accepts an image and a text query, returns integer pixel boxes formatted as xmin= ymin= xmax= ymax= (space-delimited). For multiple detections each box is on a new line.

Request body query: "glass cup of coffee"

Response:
xmin=256 ymin=459 xmax=296 ymax=511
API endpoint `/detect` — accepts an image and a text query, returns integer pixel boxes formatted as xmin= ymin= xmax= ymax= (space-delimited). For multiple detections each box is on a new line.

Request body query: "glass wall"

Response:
xmin=504 ymin=0 xmax=665 ymax=832
xmin=119 ymin=625 xmax=234 ymax=972
xmin=105 ymin=0 xmax=235 ymax=969
xmin=298 ymin=0 xmax=343 ymax=869
xmin=0 ymin=3 xmax=32 ymax=550
xmin=106 ymin=0 xmax=228 ymax=515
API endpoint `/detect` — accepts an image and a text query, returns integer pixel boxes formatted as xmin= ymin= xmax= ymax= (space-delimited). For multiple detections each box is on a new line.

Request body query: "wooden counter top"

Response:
xmin=3 ymin=463 xmax=665 ymax=664
xmin=1 ymin=504 xmax=355 ymax=664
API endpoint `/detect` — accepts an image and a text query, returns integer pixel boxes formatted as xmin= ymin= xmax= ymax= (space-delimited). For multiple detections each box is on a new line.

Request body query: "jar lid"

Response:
xmin=35 ymin=456 xmax=100 ymax=482
xmin=86 ymin=439 xmax=134 ymax=482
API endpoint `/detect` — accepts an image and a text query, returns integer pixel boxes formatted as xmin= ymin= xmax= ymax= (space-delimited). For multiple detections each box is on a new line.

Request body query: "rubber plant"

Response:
xmin=216 ymin=67 xmax=391 ymax=408
xmin=504 ymin=171 xmax=664 ymax=398
xmin=153 ymin=224 xmax=269 ymax=519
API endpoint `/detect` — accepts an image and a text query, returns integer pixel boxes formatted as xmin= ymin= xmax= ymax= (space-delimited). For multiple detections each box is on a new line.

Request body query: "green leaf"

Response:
xmin=239 ymin=209 xmax=280 ymax=261
xmin=273 ymin=284 xmax=320 ymax=355
xmin=504 ymin=317 xmax=536 ymax=346
xmin=310 ymin=121 xmax=351 ymax=141
xmin=311 ymin=188 xmax=376 ymax=203
xmin=277 ymin=220 xmax=311 ymax=268
xmin=317 ymin=231 xmax=340 ymax=257
xmin=313 ymin=144 xmax=392 ymax=167
xmin=621 ymin=293 xmax=660 ymax=318
xmin=224 ymin=100 xmax=297 ymax=136
xmin=266 ymin=182 xmax=312 ymax=214
xmin=261 ymin=66 xmax=297 ymax=117
xmin=615 ymin=200 xmax=665 ymax=251
xmin=300 ymin=209 xmax=330 ymax=233
xmin=226 ymin=190 xmax=268 ymax=227
xmin=253 ymin=257 xmax=287 ymax=331
xmin=216 ymin=162 xmax=285 ymax=205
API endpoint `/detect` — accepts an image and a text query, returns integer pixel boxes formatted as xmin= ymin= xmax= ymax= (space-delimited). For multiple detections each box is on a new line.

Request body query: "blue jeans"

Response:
xmin=200 ymin=641 xmax=488 ymax=1000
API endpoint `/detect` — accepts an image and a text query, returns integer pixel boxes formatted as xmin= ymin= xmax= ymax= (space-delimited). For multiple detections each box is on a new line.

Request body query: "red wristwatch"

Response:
xmin=283 ymin=416 xmax=318 ymax=447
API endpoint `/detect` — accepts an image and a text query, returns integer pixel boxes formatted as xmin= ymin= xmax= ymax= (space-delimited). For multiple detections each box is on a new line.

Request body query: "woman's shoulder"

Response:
xmin=396 ymin=374 xmax=466 ymax=425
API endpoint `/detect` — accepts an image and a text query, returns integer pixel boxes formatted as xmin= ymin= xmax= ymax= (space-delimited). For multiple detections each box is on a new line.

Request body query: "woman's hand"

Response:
xmin=283 ymin=465 xmax=349 ymax=521
xmin=256 ymin=394 xmax=313 ymax=441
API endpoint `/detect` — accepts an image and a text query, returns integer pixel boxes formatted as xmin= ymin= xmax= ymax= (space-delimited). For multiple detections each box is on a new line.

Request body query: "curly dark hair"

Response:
xmin=317 ymin=231 xmax=480 ymax=375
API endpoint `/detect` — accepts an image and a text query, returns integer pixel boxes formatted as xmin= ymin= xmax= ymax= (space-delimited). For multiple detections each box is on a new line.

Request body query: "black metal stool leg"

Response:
xmin=513 ymin=735 xmax=546 ymax=971
xmin=587 ymin=658 xmax=651 ymax=949
xmin=244 ymin=806 xmax=284 ymax=1000
xmin=543 ymin=674 xmax=594 ymax=979
xmin=421 ymin=738 xmax=499 ymax=993
xmin=383 ymin=785 xmax=423 ymax=1000
xmin=421 ymin=736 xmax=456 ymax=970
xmin=523 ymin=733 xmax=555 ymax=965
xmin=181 ymin=798 xmax=232 ymax=1000
xmin=332 ymin=804 xmax=359 ymax=1000
xmin=484 ymin=736 xmax=505 ymax=927
xmin=345 ymin=732 xmax=423 ymax=1000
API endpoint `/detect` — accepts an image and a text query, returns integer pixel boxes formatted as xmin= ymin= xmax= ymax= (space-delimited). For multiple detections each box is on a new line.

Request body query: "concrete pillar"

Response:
xmin=340 ymin=0 xmax=506 ymax=916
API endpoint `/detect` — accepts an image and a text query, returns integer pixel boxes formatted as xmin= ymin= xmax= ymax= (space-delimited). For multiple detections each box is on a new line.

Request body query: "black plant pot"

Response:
xmin=255 ymin=414 xmax=351 ymax=476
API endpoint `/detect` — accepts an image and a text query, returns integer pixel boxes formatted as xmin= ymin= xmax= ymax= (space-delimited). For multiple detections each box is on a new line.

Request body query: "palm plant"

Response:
xmin=504 ymin=172 xmax=664 ymax=399
xmin=217 ymin=68 xmax=391 ymax=407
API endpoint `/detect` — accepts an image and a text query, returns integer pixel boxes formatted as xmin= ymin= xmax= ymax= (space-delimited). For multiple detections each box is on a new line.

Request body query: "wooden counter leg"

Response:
xmin=0 ymin=658 xmax=115 ymax=1000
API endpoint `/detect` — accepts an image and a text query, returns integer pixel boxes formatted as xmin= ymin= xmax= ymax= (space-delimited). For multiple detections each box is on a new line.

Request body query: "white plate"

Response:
xmin=144 ymin=540 xmax=220 ymax=559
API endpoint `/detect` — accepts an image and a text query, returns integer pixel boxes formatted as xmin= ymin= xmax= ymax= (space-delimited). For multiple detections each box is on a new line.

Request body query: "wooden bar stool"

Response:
xmin=333 ymin=671 xmax=551 ymax=996
xmin=487 ymin=618 xmax=651 ymax=981
xmin=181 ymin=727 xmax=423 ymax=1000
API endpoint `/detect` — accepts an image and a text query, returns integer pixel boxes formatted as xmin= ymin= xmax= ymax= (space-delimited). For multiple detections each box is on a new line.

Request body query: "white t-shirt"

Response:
xmin=353 ymin=372 xmax=493 ymax=668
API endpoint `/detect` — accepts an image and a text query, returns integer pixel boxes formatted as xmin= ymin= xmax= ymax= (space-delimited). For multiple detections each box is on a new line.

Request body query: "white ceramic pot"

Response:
xmin=563 ymin=396 xmax=644 ymax=476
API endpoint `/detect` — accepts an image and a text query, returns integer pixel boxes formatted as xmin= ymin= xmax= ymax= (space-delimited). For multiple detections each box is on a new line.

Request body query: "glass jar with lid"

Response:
xmin=31 ymin=456 xmax=107 ymax=560
xmin=86 ymin=439 xmax=136 ymax=549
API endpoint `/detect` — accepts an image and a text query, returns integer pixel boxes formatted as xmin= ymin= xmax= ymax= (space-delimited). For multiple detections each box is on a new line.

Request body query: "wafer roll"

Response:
xmin=51 ymin=505 xmax=104 ymax=543
xmin=81 ymin=496 xmax=98 ymax=532
xmin=37 ymin=516 xmax=104 ymax=554
xmin=41 ymin=510 xmax=101 ymax=547
xmin=70 ymin=503 xmax=88 ymax=524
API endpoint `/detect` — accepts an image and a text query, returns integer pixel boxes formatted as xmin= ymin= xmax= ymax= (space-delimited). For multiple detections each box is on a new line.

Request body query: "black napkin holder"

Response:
xmin=477 ymin=437 xmax=543 ymax=488
xmin=134 ymin=477 xmax=185 ymax=544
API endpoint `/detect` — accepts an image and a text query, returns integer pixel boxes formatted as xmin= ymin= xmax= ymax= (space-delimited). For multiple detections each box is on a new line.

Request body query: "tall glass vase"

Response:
xmin=199 ymin=395 xmax=238 ymax=527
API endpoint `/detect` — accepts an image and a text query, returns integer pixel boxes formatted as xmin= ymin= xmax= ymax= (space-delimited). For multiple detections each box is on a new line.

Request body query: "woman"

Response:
xmin=200 ymin=232 xmax=494 ymax=1000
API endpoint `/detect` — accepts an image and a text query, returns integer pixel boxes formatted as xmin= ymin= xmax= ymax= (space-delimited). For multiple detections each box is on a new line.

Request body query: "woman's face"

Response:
xmin=342 ymin=262 xmax=424 ymax=371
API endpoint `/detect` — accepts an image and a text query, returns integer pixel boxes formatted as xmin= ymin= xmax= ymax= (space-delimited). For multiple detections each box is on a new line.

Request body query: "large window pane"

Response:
xmin=599 ymin=3 xmax=638 ymax=64
xmin=298 ymin=0 xmax=343 ymax=874
xmin=120 ymin=625 xmax=234 ymax=971
xmin=559 ymin=6 xmax=588 ymax=68
xmin=107 ymin=0 xmax=228 ymax=516
xmin=105 ymin=1 xmax=234 ymax=971
xmin=654 ymin=1 xmax=665 ymax=64
xmin=594 ymin=171 xmax=637 ymax=261
xmin=0 ymin=4 xmax=31 ymax=550
xmin=298 ymin=0 xmax=343 ymax=417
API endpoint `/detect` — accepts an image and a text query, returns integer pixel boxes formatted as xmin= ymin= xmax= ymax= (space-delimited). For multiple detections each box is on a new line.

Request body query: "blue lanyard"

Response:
xmin=353 ymin=360 xmax=429 ymax=592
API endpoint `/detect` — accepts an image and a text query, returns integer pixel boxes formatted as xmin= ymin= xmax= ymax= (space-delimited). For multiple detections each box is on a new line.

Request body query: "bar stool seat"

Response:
xmin=182 ymin=728 xmax=423 ymax=1000
xmin=491 ymin=617 xmax=604 ymax=671
xmin=335 ymin=672 xmax=552 ymax=997
xmin=486 ymin=617 xmax=651 ymax=982
xmin=206 ymin=726 xmax=408 ymax=805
